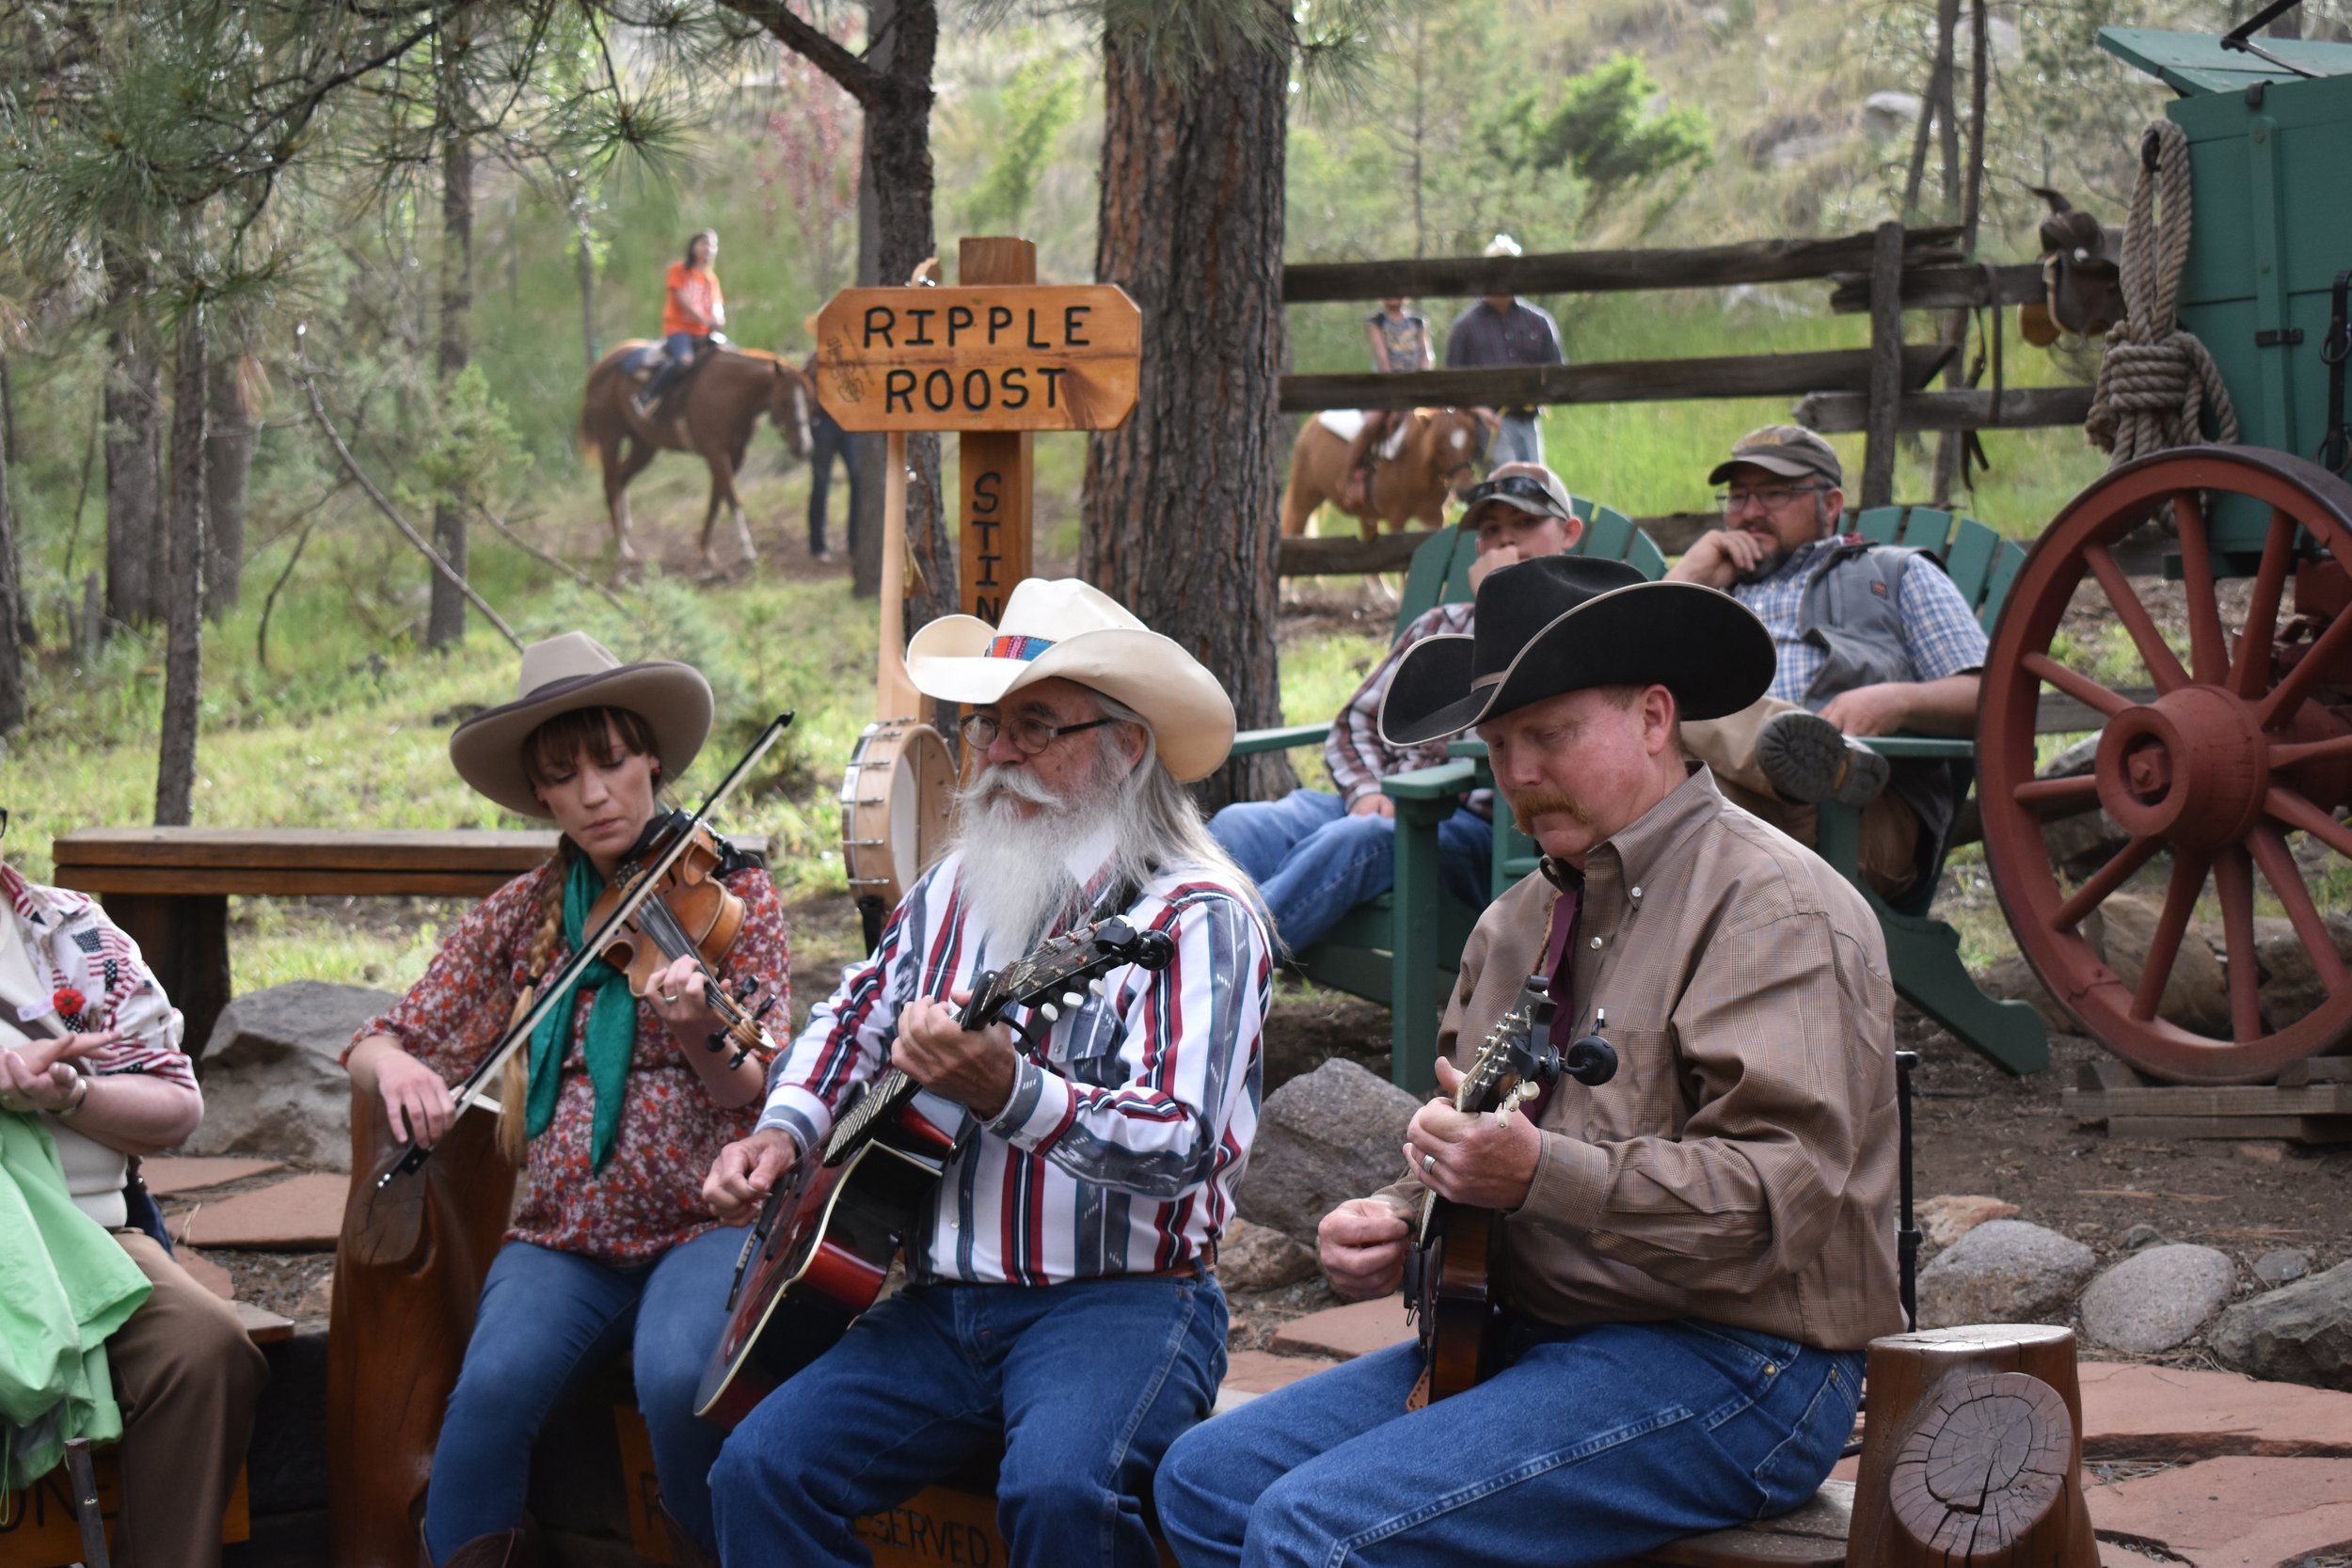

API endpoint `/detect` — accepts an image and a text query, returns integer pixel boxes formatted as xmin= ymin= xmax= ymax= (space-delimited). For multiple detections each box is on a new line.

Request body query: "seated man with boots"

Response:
xmin=1668 ymin=424 xmax=1988 ymax=896
xmin=702 ymin=578 xmax=1273 ymax=1567
xmin=1208 ymin=462 xmax=1581 ymax=952
xmin=1156 ymin=555 xmax=1900 ymax=1568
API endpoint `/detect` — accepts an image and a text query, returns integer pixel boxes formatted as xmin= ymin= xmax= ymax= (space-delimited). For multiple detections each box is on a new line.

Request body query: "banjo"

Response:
xmin=839 ymin=423 xmax=953 ymax=920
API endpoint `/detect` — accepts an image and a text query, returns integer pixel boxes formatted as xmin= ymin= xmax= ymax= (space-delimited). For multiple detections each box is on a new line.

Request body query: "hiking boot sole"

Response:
xmin=1757 ymin=710 xmax=1890 ymax=807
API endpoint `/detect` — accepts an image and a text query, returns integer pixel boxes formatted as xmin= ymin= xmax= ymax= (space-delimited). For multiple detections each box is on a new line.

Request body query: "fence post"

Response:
xmin=1863 ymin=220 xmax=1905 ymax=510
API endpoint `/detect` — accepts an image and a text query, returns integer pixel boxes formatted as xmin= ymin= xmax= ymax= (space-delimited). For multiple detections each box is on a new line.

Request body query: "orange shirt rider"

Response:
xmin=663 ymin=257 xmax=724 ymax=341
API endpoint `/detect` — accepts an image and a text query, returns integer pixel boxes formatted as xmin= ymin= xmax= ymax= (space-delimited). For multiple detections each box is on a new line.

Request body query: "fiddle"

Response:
xmin=588 ymin=815 xmax=781 ymax=1070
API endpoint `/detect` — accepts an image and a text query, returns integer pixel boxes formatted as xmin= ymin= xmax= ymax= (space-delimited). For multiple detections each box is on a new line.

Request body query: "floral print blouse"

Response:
xmin=349 ymin=859 xmax=789 ymax=1265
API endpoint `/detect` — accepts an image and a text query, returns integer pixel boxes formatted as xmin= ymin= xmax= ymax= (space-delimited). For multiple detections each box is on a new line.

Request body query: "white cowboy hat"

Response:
xmin=449 ymin=631 xmax=714 ymax=818
xmin=904 ymin=578 xmax=1235 ymax=783
xmin=1484 ymin=233 xmax=1523 ymax=259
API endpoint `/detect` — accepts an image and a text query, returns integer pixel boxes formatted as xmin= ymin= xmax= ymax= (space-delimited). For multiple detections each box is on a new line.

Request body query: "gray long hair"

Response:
xmin=1089 ymin=693 xmax=1254 ymax=901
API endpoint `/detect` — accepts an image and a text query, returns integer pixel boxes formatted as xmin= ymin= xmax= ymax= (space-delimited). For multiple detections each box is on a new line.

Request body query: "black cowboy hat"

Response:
xmin=1378 ymin=555 xmax=1773 ymax=747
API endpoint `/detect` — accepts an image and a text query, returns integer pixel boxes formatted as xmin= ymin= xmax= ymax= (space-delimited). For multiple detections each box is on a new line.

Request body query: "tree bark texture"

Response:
xmin=1082 ymin=12 xmax=1294 ymax=811
xmin=204 ymin=352 xmax=252 ymax=622
xmin=104 ymin=325 xmax=166 ymax=631
xmin=156 ymin=312 xmax=208 ymax=828
xmin=0 ymin=396 xmax=25 ymax=734
xmin=429 ymin=124 xmax=473 ymax=652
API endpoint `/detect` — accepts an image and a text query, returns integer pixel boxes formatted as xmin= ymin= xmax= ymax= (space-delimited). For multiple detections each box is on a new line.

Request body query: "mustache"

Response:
xmin=961 ymin=764 xmax=1060 ymax=809
xmin=1508 ymin=789 xmax=1596 ymax=836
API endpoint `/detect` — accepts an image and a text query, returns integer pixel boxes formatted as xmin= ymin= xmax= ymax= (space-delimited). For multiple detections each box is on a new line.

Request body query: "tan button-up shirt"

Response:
xmin=1379 ymin=766 xmax=1903 ymax=1351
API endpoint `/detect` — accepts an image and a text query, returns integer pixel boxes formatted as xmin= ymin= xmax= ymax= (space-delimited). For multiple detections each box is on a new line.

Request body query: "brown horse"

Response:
xmin=1279 ymin=407 xmax=1486 ymax=539
xmin=580 ymin=342 xmax=815 ymax=568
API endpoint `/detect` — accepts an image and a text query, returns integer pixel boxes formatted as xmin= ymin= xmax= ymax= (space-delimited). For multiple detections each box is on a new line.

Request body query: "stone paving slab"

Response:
xmin=2079 ymin=1361 xmax=2352 ymax=1459
xmin=1212 ymin=1351 xmax=1336 ymax=1413
xmin=175 ymin=1246 xmax=236 ymax=1301
xmin=233 ymin=1301 xmax=295 ymax=1344
xmin=2087 ymin=1456 xmax=2352 ymax=1568
xmin=143 ymin=1155 xmax=287 ymax=1195
xmin=1268 ymin=1299 xmax=1414 ymax=1361
xmin=171 ymin=1172 xmax=345 ymax=1250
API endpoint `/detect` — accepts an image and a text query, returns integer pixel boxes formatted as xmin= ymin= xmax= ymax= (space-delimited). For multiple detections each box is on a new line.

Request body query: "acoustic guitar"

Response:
xmin=694 ymin=914 xmax=1176 ymax=1429
xmin=1402 ymin=978 xmax=1616 ymax=1406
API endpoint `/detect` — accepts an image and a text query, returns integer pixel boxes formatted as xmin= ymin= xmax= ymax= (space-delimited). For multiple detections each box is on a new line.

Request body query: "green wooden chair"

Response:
xmin=1234 ymin=502 xmax=1664 ymax=1087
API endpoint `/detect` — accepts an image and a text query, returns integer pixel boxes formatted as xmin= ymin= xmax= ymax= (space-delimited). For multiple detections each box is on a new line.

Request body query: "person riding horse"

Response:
xmin=634 ymin=230 xmax=725 ymax=418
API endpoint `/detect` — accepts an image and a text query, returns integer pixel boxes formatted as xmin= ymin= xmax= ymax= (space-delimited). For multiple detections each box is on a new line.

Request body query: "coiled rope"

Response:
xmin=2086 ymin=119 xmax=2239 ymax=465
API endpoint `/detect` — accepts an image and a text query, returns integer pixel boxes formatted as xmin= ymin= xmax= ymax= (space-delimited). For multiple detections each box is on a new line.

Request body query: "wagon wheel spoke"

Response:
xmin=2169 ymin=489 xmax=2231 ymax=685
xmin=2085 ymin=543 xmax=2190 ymax=694
xmin=2021 ymin=653 xmax=2136 ymax=720
xmin=2265 ymin=784 xmax=2352 ymax=862
xmin=2249 ymin=825 xmax=2351 ymax=991
xmin=2272 ymin=734 xmax=2352 ymax=768
xmin=2212 ymin=845 xmax=2265 ymax=1042
xmin=2230 ymin=508 xmax=2298 ymax=701
xmin=2052 ymin=833 xmax=2164 ymax=933
xmin=2014 ymin=774 xmax=2101 ymax=816
xmin=2259 ymin=605 xmax=2352 ymax=731
xmin=2133 ymin=848 xmax=2210 ymax=1022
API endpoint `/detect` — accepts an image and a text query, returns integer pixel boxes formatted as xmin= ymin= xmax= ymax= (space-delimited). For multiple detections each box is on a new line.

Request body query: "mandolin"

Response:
xmin=693 ymin=914 xmax=1176 ymax=1429
xmin=1403 ymin=978 xmax=1616 ymax=1407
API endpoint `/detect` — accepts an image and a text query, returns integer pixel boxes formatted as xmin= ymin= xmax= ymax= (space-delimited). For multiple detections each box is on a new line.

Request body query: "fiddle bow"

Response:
xmin=371 ymin=710 xmax=795 ymax=1192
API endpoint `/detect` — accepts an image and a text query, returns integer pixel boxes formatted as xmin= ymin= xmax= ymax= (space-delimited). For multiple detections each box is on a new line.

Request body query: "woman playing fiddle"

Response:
xmin=342 ymin=632 xmax=787 ymax=1568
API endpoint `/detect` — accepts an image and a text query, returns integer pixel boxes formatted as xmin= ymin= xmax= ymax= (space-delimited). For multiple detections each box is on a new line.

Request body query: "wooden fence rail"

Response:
xmin=1281 ymin=345 xmax=1950 ymax=415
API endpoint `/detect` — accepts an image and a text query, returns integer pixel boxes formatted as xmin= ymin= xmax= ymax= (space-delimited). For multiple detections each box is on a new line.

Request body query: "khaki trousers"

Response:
xmin=106 ymin=1229 xmax=269 ymax=1568
xmin=1681 ymin=696 xmax=1921 ymax=896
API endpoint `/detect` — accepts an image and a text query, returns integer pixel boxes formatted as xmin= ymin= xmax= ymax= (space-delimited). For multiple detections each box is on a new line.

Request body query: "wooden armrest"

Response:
xmin=1855 ymin=735 xmax=1975 ymax=761
xmin=1381 ymin=759 xmax=1476 ymax=800
xmin=1229 ymin=723 xmax=1330 ymax=756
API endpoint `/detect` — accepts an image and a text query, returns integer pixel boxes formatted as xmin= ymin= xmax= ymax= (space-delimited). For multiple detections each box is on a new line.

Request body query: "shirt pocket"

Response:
xmin=1562 ymin=1022 xmax=1686 ymax=1145
xmin=1051 ymin=1001 xmax=1130 ymax=1091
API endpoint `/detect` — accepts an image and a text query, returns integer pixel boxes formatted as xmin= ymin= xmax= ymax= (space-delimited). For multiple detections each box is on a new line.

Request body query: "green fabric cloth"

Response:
xmin=0 ymin=1109 xmax=151 ymax=1488
xmin=526 ymin=853 xmax=636 ymax=1171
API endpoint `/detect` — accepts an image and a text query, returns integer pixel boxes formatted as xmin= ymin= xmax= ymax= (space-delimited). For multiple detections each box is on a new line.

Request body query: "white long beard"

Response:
xmin=952 ymin=761 xmax=1122 ymax=953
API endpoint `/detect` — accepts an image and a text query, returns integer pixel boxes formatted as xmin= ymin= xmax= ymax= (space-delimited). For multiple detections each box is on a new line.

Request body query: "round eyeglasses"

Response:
xmin=960 ymin=712 xmax=1118 ymax=756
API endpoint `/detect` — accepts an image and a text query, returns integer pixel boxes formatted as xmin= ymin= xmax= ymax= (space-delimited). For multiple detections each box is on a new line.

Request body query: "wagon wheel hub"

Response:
xmin=1978 ymin=446 xmax=2352 ymax=1085
xmin=2093 ymin=686 xmax=2270 ymax=850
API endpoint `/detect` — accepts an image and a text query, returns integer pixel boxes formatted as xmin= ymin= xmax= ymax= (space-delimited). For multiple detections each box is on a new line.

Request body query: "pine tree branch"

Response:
xmin=714 ymin=0 xmax=882 ymax=106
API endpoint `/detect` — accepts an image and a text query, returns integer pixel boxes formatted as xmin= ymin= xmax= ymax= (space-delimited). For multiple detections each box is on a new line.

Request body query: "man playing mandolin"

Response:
xmin=1158 ymin=556 xmax=1902 ymax=1567
xmin=702 ymin=578 xmax=1273 ymax=1567
xmin=341 ymin=632 xmax=789 ymax=1567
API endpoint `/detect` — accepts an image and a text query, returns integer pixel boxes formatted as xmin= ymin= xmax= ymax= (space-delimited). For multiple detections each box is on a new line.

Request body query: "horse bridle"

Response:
xmin=1436 ymin=408 xmax=1489 ymax=489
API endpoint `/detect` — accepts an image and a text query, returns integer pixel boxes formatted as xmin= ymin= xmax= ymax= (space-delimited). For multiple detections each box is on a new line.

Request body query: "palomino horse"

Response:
xmin=1279 ymin=407 xmax=1486 ymax=540
xmin=580 ymin=342 xmax=815 ymax=568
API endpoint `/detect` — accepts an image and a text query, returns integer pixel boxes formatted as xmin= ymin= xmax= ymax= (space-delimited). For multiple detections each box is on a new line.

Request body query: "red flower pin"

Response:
xmin=52 ymin=987 xmax=87 ymax=1019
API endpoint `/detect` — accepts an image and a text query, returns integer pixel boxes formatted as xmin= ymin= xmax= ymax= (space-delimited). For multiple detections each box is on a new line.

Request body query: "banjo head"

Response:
xmin=840 ymin=719 xmax=955 ymax=908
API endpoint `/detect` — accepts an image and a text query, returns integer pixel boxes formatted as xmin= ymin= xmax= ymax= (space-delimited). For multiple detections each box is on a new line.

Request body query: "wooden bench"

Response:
xmin=49 ymin=828 xmax=767 ymax=1058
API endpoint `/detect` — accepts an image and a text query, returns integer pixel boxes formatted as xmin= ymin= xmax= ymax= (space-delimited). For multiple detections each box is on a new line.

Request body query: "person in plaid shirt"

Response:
xmin=1207 ymin=462 xmax=1581 ymax=952
xmin=1668 ymin=425 xmax=1989 ymax=894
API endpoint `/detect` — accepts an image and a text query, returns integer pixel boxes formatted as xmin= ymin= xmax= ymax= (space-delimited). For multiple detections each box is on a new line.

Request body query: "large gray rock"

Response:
xmin=2212 ymin=1259 xmax=2352 ymax=1391
xmin=1860 ymin=90 xmax=1923 ymax=139
xmin=2079 ymin=1243 xmax=2236 ymax=1353
xmin=1916 ymin=1219 xmax=2097 ymax=1329
xmin=2255 ymin=914 xmax=2352 ymax=1034
xmin=1977 ymin=955 xmax=2074 ymax=1035
xmin=184 ymin=981 xmax=397 ymax=1171
xmin=1236 ymin=1057 xmax=1422 ymax=1244
xmin=1218 ymin=1217 xmax=1320 ymax=1290
xmin=2085 ymin=894 xmax=2230 ymax=1037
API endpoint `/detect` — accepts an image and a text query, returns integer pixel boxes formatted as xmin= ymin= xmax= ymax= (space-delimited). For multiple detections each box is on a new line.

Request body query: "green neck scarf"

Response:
xmin=526 ymin=853 xmax=636 ymax=1172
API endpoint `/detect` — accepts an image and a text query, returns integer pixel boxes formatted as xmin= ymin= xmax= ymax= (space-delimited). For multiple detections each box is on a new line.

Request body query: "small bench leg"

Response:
xmin=103 ymin=893 xmax=231 ymax=1062
xmin=1879 ymin=908 xmax=2049 ymax=1077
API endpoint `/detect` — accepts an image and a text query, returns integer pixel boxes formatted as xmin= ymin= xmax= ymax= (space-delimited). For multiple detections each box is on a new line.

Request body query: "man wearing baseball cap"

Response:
xmin=1210 ymin=463 xmax=1581 ymax=953
xmin=1666 ymin=424 xmax=1988 ymax=895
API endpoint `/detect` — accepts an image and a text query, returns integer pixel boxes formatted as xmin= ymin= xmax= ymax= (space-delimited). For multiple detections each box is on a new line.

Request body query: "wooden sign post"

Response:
xmin=811 ymin=245 xmax=1142 ymax=625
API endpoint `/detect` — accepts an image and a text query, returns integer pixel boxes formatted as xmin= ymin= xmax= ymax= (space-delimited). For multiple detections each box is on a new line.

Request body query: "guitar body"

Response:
xmin=694 ymin=1097 xmax=962 ymax=1430
xmin=1418 ymin=1201 xmax=1504 ymax=1402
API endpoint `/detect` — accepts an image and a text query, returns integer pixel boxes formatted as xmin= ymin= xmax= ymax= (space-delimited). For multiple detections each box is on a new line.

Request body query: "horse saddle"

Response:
xmin=2024 ymin=187 xmax=2124 ymax=347
xmin=1315 ymin=408 xmax=1410 ymax=462
xmin=619 ymin=341 xmax=667 ymax=378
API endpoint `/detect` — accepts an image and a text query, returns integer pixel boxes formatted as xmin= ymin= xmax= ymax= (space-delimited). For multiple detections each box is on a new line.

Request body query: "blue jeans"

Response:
xmin=641 ymin=330 xmax=704 ymax=404
xmin=1158 ymin=1321 xmax=1863 ymax=1568
xmin=421 ymin=1228 xmax=739 ymax=1561
xmin=1209 ymin=788 xmax=1494 ymax=952
xmin=711 ymin=1277 xmax=1228 ymax=1566
xmin=1489 ymin=411 xmax=1544 ymax=469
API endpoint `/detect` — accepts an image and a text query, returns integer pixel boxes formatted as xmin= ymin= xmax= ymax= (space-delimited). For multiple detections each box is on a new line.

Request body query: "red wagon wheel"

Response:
xmin=1979 ymin=445 xmax=2352 ymax=1085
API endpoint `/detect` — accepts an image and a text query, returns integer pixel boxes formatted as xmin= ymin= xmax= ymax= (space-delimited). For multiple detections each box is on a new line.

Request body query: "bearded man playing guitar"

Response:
xmin=1158 ymin=555 xmax=1902 ymax=1568
xmin=702 ymin=578 xmax=1273 ymax=1568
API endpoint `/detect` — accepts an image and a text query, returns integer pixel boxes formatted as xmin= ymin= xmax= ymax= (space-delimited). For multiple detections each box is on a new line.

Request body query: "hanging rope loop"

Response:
xmin=2086 ymin=119 xmax=2240 ymax=464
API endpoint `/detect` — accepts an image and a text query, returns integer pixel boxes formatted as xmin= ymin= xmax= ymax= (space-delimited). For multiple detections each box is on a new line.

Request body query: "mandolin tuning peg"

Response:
xmin=1089 ymin=978 xmax=1106 ymax=997
xmin=1060 ymin=991 xmax=1083 ymax=1008
xmin=1040 ymin=1002 xmax=1060 ymax=1022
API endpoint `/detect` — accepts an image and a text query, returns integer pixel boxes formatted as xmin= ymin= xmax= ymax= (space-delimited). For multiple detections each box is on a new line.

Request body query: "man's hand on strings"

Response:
xmin=1404 ymin=1056 xmax=1543 ymax=1212
xmin=895 ymin=990 xmax=1020 ymax=1121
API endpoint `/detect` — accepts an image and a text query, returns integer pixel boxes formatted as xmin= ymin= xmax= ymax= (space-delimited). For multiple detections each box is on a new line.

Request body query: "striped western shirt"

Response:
xmin=758 ymin=848 xmax=1272 ymax=1286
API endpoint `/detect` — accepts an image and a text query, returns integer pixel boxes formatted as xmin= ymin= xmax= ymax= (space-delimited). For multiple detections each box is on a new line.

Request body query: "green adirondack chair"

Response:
xmin=1233 ymin=503 xmax=1665 ymax=1086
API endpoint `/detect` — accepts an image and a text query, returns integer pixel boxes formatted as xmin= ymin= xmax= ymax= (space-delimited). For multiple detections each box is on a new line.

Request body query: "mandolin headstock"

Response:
xmin=1452 ymin=972 xmax=1563 ymax=1117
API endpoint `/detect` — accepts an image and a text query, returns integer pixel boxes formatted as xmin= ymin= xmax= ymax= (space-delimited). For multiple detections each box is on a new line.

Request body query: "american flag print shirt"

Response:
xmin=759 ymin=851 xmax=1272 ymax=1286
xmin=2 ymin=865 xmax=193 ymax=1090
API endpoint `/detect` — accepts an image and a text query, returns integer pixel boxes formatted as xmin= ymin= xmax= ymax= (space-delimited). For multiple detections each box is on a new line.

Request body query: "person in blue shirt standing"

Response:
xmin=1444 ymin=234 xmax=1565 ymax=471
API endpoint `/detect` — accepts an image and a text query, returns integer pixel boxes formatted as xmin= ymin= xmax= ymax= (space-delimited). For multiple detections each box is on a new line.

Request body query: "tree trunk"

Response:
xmin=428 ymin=123 xmax=473 ymax=652
xmin=1082 ymin=10 xmax=1295 ymax=811
xmin=850 ymin=111 xmax=885 ymax=601
xmin=104 ymin=324 xmax=166 ymax=631
xmin=0 ymin=388 xmax=25 ymax=734
xmin=204 ymin=351 xmax=252 ymax=621
xmin=156 ymin=310 xmax=208 ymax=827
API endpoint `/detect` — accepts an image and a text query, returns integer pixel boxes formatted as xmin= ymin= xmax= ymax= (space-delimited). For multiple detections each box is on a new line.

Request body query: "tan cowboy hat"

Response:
xmin=904 ymin=578 xmax=1235 ymax=783
xmin=449 ymin=632 xmax=713 ymax=818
